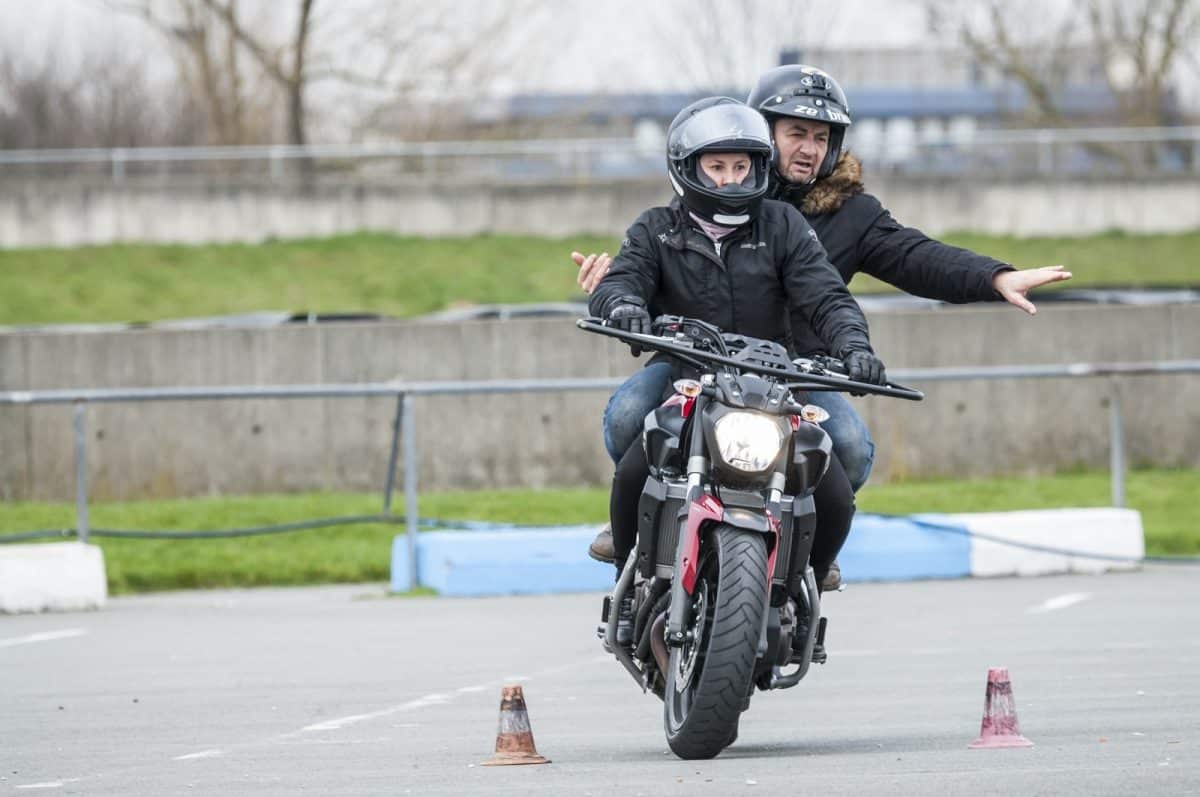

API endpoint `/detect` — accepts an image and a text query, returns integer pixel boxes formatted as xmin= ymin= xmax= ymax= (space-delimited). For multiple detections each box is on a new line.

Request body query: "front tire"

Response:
xmin=664 ymin=524 xmax=767 ymax=759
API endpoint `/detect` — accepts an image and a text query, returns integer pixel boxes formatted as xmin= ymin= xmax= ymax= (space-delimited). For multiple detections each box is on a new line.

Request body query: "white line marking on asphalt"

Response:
xmin=301 ymin=692 xmax=455 ymax=732
xmin=1028 ymin=592 xmax=1092 ymax=614
xmin=15 ymin=779 xmax=80 ymax=790
xmin=281 ymin=657 xmax=595 ymax=741
xmin=173 ymin=750 xmax=223 ymax=761
xmin=0 ymin=629 xmax=87 ymax=649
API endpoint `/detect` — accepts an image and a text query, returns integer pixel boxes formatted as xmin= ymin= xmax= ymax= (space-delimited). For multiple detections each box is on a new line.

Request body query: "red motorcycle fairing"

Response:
xmin=680 ymin=494 xmax=722 ymax=593
xmin=680 ymin=494 xmax=781 ymax=594
xmin=763 ymin=512 xmax=783 ymax=593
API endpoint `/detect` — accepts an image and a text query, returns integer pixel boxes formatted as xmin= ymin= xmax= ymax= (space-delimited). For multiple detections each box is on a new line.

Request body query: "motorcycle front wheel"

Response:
xmin=664 ymin=524 xmax=767 ymax=760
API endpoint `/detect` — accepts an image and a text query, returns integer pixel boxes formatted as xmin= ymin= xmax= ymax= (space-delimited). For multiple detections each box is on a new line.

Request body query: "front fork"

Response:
xmin=666 ymin=395 xmax=713 ymax=647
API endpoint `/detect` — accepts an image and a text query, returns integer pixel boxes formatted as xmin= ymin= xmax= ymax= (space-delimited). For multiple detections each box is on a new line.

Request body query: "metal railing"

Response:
xmin=1 ymin=126 xmax=1198 ymax=182
xmin=2 ymin=360 xmax=1198 ymax=588
xmin=891 ymin=124 xmax=1200 ymax=178
xmin=0 ymin=137 xmax=660 ymax=183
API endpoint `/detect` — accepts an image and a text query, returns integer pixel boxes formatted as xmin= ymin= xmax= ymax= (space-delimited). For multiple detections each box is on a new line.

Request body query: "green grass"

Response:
xmin=1 ymin=229 xmax=1197 ymax=325
xmin=0 ymin=233 xmax=613 ymax=326
xmin=2 ymin=469 xmax=1195 ymax=594
xmin=0 ymin=489 xmax=608 ymax=594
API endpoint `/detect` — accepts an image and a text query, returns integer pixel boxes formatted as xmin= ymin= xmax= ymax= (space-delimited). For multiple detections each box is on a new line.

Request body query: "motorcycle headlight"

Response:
xmin=713 ymin=411 xmax=786 ymax=473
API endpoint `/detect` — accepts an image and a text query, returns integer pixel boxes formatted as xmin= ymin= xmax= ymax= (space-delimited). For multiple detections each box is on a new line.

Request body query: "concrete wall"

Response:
xmin=1 ymin=304 xmax=1198 ymax=501
xmin=2 ymin=175 xmax=1198 ymax=248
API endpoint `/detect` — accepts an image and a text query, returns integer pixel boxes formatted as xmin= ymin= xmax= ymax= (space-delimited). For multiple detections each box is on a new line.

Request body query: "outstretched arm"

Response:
xmin=992 ymin=266 xmax=1073 ymax=315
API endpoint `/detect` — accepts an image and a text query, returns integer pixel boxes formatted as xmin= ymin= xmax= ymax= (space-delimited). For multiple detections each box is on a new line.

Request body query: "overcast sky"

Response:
xmin=0 ymin=0 xmax=933 ymax=92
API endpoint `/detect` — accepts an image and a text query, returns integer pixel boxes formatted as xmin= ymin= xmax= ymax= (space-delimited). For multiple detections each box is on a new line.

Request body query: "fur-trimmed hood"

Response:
xmin=800 ymin=152 xmax=865 ymax=216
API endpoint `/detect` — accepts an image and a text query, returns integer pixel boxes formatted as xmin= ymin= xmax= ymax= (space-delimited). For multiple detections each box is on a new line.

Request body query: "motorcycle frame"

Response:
xmin=589 ymin=316 xmax=922 ymax=692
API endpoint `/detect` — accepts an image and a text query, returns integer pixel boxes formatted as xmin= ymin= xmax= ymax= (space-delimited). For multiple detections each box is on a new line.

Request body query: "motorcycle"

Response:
xmin=579 ymin=315 xmax=923 ymax=760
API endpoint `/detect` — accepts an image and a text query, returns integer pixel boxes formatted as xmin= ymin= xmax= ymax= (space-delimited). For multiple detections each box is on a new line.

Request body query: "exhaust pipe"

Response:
xmin=649 ymin=611 xmax=670 ymax=676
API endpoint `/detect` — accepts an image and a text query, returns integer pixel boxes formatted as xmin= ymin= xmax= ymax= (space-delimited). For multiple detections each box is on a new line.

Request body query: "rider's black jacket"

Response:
xmin=776 ymin=153 xmax=1014 ymax=356
xmin=589 ymin=198 xmax=874 ymax=360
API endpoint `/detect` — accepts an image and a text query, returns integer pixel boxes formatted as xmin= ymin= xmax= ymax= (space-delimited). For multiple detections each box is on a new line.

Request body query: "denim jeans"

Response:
xmin=804 ymin=391 xmax=875 ymax=492
xmin=601 ymin=362 xmax=675 ymax=464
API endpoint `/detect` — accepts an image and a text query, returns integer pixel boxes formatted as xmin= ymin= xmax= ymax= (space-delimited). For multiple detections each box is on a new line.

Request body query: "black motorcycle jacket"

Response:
xmin=777 ymin=153 xmax=1014 ymax=355
xmin=589 ymin=198 xmax=874 ymax=361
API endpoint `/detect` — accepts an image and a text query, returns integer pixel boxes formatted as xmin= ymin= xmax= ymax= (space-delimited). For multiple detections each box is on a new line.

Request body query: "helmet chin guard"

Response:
xmin=665 ymin=97 xmax=773 ymax=226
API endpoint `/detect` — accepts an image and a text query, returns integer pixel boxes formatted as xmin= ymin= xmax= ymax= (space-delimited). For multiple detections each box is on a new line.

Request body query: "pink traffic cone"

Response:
xmin=969 ymin=667 xmax=1034 ymax=749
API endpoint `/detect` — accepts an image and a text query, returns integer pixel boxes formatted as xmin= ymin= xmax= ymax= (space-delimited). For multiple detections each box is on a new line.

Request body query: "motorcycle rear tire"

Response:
xmin=664 ymin=524 xmax=767 ymax=760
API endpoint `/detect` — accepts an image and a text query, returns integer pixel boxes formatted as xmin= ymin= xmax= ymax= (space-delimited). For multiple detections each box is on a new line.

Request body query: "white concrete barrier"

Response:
xmin=0 ymin=542 xmax=108 ymax=614
xmin=930 ymin=508 xmax=1146 ymax=578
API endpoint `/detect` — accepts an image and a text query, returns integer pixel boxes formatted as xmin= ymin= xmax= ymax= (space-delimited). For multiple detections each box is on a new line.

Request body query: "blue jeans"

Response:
xmin=805 ymin=392 xmax=875 ymax=492
xmin=602 ymin=362 xmax=674 ymax=464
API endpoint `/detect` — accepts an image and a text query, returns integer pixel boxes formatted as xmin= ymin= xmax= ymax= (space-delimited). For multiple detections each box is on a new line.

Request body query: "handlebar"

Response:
xmin=577 ymin=317 xmax=924 ymax=402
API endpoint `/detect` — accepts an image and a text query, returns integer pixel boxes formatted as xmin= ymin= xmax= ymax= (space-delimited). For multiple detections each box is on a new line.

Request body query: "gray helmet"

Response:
xmin=665 ymin=97 xmax=772 ymax=226
xmin=746 ymin=64 xmax=851 ymax=181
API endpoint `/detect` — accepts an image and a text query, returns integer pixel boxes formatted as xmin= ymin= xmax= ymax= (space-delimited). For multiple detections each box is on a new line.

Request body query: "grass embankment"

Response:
xmin=1 ymin=230 xmax=1197 ymax=325
xmin=2 ymin=469 xmax=1195 ymax=594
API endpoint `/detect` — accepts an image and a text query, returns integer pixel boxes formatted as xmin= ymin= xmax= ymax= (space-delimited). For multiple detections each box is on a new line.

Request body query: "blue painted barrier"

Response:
xmin=391 ymin=526 xmax=614 ymax=596
xmin=390 ymin=510 xmax=1141 ymax=596
xmin=837 ymin=514 xmax=972 ymax=582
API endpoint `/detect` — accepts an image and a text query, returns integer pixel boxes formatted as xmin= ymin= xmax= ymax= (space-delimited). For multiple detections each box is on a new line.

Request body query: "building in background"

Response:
xmin=466 ymin=45 xmax=1186 ymax=178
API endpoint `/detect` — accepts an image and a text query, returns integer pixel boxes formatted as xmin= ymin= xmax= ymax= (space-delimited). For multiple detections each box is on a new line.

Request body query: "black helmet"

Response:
xmin=665 ymin=96 xmax=772 ymax=226
xmin=747 ymin=65 xmax=852 ymax=182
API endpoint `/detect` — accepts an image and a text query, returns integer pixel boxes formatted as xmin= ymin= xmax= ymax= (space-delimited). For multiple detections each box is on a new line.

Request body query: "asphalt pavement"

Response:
xmin=2 ymin=567 xmax=1198 ymax=795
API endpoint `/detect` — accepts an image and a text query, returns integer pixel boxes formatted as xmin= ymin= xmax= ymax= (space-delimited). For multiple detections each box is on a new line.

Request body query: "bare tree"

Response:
xmin=927 ymin=0 xmax=1200 ymax=126
xmin=648 ymin=0 xmax=838 ymax=93
xmin=1084 ymin=0 xmax=1200 ymax=124
xmin=111 ymin=0 xmax=548 ymax=147
xmin=111 ymin=1 xmax=300 ymax=144
xmin=0 ymin=45 xmax=202 ymax=150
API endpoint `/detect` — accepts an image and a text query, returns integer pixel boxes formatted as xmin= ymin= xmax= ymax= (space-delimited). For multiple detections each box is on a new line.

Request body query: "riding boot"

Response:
xmin=588 ymin=524 xmax=615 ymax=563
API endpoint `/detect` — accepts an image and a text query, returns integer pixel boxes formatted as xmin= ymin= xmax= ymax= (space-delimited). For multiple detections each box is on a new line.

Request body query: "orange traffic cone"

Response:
xmin=481 ymin=684 xmax=550 ymax=766
xmin=969 ymin=667 xmax=1034 ymax=749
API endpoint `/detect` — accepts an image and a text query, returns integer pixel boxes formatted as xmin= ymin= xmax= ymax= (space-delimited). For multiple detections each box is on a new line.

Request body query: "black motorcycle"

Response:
xmin=579 ymin=315 xmax=923 ymax=760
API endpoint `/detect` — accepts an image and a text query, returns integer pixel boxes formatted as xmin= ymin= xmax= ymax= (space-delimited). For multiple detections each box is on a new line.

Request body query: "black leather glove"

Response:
xmin=606 ymin=296 xmax=651 ymax=335
xmin=843 ymin=349 xmax=887 ymax=387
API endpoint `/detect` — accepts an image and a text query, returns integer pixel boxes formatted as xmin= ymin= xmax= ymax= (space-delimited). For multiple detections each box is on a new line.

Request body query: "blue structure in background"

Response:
xmin=837 ymin=513 xmax=972 ymax=582
xmin=390 ymin=513 xmax=973 ymax=596
xmin=496 ymin=84 xmax=1123 ymax=126
xmin=391 ymin=526 xmax=614 ymax=596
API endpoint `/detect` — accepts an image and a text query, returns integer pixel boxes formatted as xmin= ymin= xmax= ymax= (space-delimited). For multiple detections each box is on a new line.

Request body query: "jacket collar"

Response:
xmin=664 ymin=198 xmax=754 ymax=250
xmin=769 ymin=152 xmax=865 ymax=215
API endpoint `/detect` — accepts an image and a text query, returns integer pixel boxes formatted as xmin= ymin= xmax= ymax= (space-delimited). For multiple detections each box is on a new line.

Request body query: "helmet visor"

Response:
xmin=668 ymin=104 xmax=771 ymax=161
